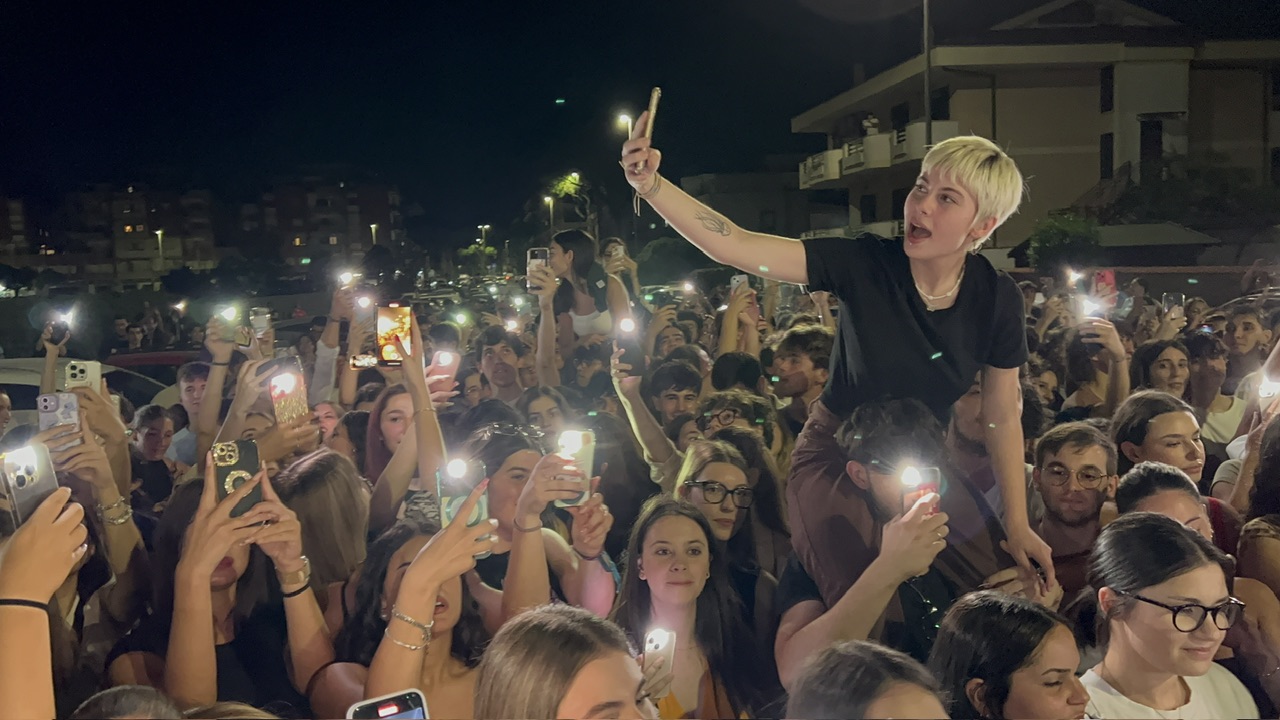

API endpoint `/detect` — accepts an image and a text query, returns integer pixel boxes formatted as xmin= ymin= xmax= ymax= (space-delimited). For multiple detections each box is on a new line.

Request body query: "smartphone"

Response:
xmin=64 ymin=360 xmax=102 ymax=392
xmin=730 ymin=274 xmax=749 ymax=293
xmin=554 ymin=430 xmax=596 ymax=508
xmin=609 ymin=245 xmax=625 ymax=260
xmin=1162 ymin=292 xmax=1186 ymax=317
xmin=269 ymin=359 xmax=309 ymax=425
xmin=643 ymin=87 xmax=662 ymax=140
xmin=215 ymin=306 xmax=239 ymax=342
xmin=235 ymin=325 xmax=255 ymax=349
xmin=1260 ymin=378 xmax=1280 ymax=399
xmin=642 ymin=629 xmax=676 ymax=699
xmin=0 ymin=445 xmax=58 ymax=537
xmin=250 ymin=307 xmax=272 ymax=336
xmin=350 ymin=354 xmax=377 ymax=369
xmin=900 ymin=466 xmax=941 ymax=516
xmin=436 ymin=459 xmax=492 ymax=560
xmin=347 ymin=690 xmax=429 ymax=720
xmin=377 ymin=303 xmax=412 ymax=367
xmin=433 ymin=350 xmax=462 ymax=386
xmin=616 ymin=318 xmax=646 ymax=377
xmin=213 ymin=439 xmax=262 ymax=519
xmin=354 ymin=295 xmax=376 ymax=323
xmin=527 ymin=248 xmax=549 ymax=292
xmin=1077 ymin=295 xmax=1106 ymax=319
xmin=1092 ymin=270 xmax=1117 ymax=298
xmin=38 ymin=393 xmax=83 ymax=450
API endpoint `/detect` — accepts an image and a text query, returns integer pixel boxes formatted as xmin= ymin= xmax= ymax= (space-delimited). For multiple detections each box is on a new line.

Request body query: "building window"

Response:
xmin=136 ymin=224 xmax=144 ymax=232
xmin=891 ymin=188 xmax=909 ymax=220
xmin=1100 ymin=133 xmax=1115 ymax=179
xmin=1100 ymin=65 xmax=1114 ymax=113
xmin=293 ymin=237 xmax=303 ymax=247
xmin=859 ymin=194 xmax=878 ymax=224
xmin=124 ymin=225 xmax=133 ymax=233
xmin=930 ymin=86 xmax=951 ymax=121
xmin=329 ymin=235 xmax=338 ymax=245
xmin=891 ymin=102 xmax=911 ymax=130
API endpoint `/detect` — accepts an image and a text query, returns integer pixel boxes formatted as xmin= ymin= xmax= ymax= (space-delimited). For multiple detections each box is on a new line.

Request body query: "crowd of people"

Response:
xmin=6 ymin=114 xmax=1280 ymax=719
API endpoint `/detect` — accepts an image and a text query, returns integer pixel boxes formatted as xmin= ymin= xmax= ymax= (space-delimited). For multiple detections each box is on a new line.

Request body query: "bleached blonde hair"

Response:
xmin=920 ymin=136 xmax=1025 ymax=249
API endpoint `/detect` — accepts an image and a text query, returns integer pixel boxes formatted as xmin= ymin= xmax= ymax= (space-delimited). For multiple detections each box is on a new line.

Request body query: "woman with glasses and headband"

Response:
xmin=1083 ymin=512 xmax=1258 ymax=719
xmin=1116 ymin=462 xmax=1280 ymax=715
xmin=458 ymin=422 xmax=619 ymax=623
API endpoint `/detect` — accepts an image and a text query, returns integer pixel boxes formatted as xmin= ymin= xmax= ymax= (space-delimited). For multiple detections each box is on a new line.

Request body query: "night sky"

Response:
xmin=1 ymin=1 xmax=1276 ymax=246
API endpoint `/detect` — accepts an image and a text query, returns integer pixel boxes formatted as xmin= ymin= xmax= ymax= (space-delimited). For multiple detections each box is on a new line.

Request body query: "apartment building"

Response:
xmin=792 ymin=0 xmax=1280 ymax=261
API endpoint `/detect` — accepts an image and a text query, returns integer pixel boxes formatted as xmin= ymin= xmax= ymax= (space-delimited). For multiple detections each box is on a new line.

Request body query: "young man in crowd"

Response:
xmin=475 ymin=325 xmax=526 ymax=405
xmin=166 ymin=361 xmax=210 ymax=466
xmin=1225 ymin=305 xmax=1271 ymax=395
xmin=99 ymin=316 xmax=131 ymax=359
xmin=772 ymin=324 xmax=832 ymax=436
xmin=646 ymin=360 xmax=702 ymax=425
xmin=1031 ymin=421 xmax=1117 ymax=599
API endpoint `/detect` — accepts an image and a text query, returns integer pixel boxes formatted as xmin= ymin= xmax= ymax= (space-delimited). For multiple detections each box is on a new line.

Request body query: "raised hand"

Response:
xmin=0 ymin=488 xmax=88 ymax=603
xmin=514 ymin=454 xmax=586 ymax=529
xmin=48 ymin=422 xmax=114 ymax=494
xmin=398 ymin=482 xmax=499 ymax=600
xmin=246 ymin=471 xmax=305 ymax=576
xmin=620 ymin=111 xmax=662 ymax=194
xmin=205 ymin=317 xmax=236 ymax=363
xmin=567 ymin=483 xmax=612 ymax=560
xmin=177 ymin=457 xmax=273 ymax=581
xmin=71 ymin=380 xmax=127 ymax=442
xmin=529 ymin=264 xmax=559 ymax=304
xmin=610 ymin=345 xmax=641 ymax=396
xmin=877 ymin=493 xmax=949 ymax=582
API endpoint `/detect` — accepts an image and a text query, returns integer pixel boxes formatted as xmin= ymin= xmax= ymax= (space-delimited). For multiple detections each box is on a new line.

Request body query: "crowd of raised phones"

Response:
xmin=8 ymin=223 xmax=1280 ymax=720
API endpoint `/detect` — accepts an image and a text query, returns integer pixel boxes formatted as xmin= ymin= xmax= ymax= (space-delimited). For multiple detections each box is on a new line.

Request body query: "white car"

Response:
xmin=0 ymin=358 xmax=168 ymax=429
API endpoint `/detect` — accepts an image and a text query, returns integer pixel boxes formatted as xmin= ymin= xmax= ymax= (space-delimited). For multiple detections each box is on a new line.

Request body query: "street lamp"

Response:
xmin=370 ymin=223 xmax=379 ymax=245
xmin=477 ymin=224 xmax=491 ymax=243
xmin=570 ymin=172 xmax=580 ymax=181
xmin=544 ymin=196 xmax=555 ymax=231
xmin=154 ymin=229 xmax=164 ymax=272
xmin=617 ymin=114 xmax=633 ymax=136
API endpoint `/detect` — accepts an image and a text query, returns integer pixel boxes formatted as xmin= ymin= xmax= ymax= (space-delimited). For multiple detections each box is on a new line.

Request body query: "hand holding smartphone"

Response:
xmin=527 ymin=249 xmax=549 ymax=292
xmin=554 ymin=431 xmax=595 ymax=508
xmin=437 ymin=459 xmax=492 ymax=560
xmin=0 ymin=445 xmax=58 ymax=537
xmin=643 ymin=629 xmax=676 ymax=700
xmin=213 ymin=440 xmax=263 ymax=519
xmin=377 ymin=303 xmax=412 ymax=367
xmin=900 ymin=466 xmax=941 ymax=516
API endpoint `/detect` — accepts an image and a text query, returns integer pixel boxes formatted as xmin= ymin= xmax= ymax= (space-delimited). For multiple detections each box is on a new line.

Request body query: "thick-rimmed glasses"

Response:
xmin=1040 ymin=464 xmax=1109 ymax=489
xmin=696 ymin=408 xmax=764 ymax=432
xmin=1118 ymin=590 xmax=1245 ymax=632
xmin=684 ymin=481 xmax=755 ymax=509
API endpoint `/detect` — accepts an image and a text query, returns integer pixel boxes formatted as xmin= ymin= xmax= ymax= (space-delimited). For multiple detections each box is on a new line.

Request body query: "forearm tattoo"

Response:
xmin=694 ymin=211 xmax=731 ymax=237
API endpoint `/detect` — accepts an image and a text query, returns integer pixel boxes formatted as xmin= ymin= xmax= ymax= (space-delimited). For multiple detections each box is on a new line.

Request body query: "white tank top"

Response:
xmin=570 ymin=308 xmax=613 ymax=337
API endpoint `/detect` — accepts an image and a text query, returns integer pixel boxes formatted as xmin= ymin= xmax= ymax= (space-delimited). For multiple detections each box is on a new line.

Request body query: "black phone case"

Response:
xmin=213 ymin=440 xmax=262 ymax=518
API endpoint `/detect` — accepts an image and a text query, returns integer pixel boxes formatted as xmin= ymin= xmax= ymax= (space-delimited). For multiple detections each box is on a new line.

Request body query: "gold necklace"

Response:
xmin=914 ymin=265 xmax=965 ymax=311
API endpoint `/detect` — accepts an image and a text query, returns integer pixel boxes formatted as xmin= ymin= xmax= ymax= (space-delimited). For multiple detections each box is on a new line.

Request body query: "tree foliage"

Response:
xmin=1026 ymin=213 xmax=1103 ymax=277
xmin=1102 ymin=154 xmax=1280 ymax=226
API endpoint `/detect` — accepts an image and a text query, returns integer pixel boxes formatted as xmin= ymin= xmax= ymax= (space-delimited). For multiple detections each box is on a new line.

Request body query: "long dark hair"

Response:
xmin=610 ymin=496 xmax=776 ymax=716
xmin=339 ymin=410 xmax=370 ymax=475
xmin=364 ymin=383 xmax=409 ymax=480
xmin=550 ymin=229 xmax=607 ymax=317
xmin=1248 ymin=418 xmax=1280 ymax=521
xmin=1129 ymin=339 xmax=1188 ymax=392
xmin=333 ymin=518 xmax=489 ymax=667
xmin=928 ymin=591 xmax=1072 ymax=720
xmin=1110 ymin=390 xmax=1196 ymax=475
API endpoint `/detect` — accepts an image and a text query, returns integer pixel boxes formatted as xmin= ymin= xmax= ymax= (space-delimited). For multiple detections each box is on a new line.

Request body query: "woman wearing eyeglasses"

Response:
xmin=1083 ymin=512 xmax=1258 ymax=719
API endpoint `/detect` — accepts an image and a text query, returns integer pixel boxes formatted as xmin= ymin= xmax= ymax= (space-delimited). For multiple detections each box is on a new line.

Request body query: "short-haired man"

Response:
xmin=1032 ymin=421 xmax=1118 ymax=598
xmin=773 ymin=324 xmax=833 ymax=435
xmin=646 ymin=360 xmax=701 ymax=425
xmin=167 ymin=361 xmax=211 ymax=466
xmin=475 ymin=326 xmax=527 ymax=405
xmin=613 ymin=358 xmax=704 ymax=493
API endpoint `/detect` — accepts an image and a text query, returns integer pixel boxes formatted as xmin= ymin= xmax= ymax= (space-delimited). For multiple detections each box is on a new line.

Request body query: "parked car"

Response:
xmin=0 ymin=358 xmax=167 ymax=428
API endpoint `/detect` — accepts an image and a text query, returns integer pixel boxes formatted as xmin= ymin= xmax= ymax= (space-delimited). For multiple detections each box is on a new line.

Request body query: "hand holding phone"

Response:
xmin=437 ymin=459 xmax=493 ymax=560
xmin=1162 ymin=292 xmax=1186 ymax=318
xmin=614 ymin=319 xmax=645 ymax=378
xmin=38 ymin=393 xmax=83 ymax=451
xmin=643 ymin=87 xmax=662 ymax=141
xmin=0 ymin=445 xmax=60 ymax=538
xmin=900 ymin=466 xmax=941 ymax=516
xmin=527 ymin=249 xmax=549 ymax=292
xmin=212 ymin=440 xmax=264 ymax=518
xmin=554 ymin=431 xmax=596 ymax=508
xmin=642 ymin=629 xmax=677 ymax=700
xmin=377 ymin=303 xmax=412 ymax=367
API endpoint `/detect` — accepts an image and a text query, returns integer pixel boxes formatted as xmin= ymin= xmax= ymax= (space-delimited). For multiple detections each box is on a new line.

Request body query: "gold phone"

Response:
xmin=644 ymin=87 xmax=661 ymax=139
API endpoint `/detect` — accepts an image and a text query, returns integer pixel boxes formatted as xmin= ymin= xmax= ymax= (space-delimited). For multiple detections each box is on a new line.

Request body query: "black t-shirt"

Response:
xmin=803 ymin=234 xmax=1028 ymax=419
xmin=775 ymin=553 xmax=822 ymax=617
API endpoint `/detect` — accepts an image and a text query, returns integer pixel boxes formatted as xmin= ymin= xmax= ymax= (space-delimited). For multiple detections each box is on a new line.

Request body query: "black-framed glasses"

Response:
xmin=1118 ymin=591 xmax=1245 ymax=633
xmin=683 ymin=481 xmax=755 ymax=509
xmin=1041 ymin=464 xmax=1109 ymax=489
xmin=697 ymin=408 xmax=764 ymax=432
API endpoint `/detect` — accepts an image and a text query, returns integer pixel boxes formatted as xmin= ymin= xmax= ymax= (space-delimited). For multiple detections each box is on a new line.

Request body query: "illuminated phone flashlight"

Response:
xmin=645 ymin=628 xmax=673 ymax=652
xmin=173 ymin=300 xmax=187 ymax=312
xmin=558 ymin=430 xmax=584 ymax=457
xmin=1080 ymin=297 xmax=1102 ymax=317
xmin=717 ymin=304 xmax=728 ymax=312
xmin=513 ymin=296 xmax=525 ymax=308
xmin=505 ymin=319 xmax=518 ymax=331
xmin=1261 ymin=378 xmax=1280 ymax=399
xmin=683 ymin=281 xmax=694 ymax=293
xmin=356 ymin=296 xmax=373 ymax=310
xmin=219 ymin=306 xmax=238 ymax=322
xmin=901 ymin=466 xmax=923 ymax=489
xmin=619 ymin=317 xmax=636 ymax=333
xmin=436 ymin=351 xmax=455 ymax=367
xmin=446 ymin=458 xmax=469 ymax=479
xmin=1067 ymin=268 xmax=1083 ymax=284
xmin=488 ymin=284 xmax=498 ymax=295
xmin=338 ymin=271 xmax=355 ymax=286
xmin=59 ymin=310 xmax=75 ymax=324
xmin=7 ymin=445 xmax=37 ymax=469
xmin=455 ymin=313 xmax=468 ymax=325
xmin=271 ymin=373 xmax=298 ymax=396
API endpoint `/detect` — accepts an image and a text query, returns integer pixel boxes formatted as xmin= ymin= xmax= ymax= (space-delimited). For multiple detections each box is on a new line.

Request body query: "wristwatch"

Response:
xmin=277 ymin=555 xmax=311 ymax=587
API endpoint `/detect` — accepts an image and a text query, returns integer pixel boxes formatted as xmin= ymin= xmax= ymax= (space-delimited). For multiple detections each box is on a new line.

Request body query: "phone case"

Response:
xmin=64 ymin=360 xmax=102 ymax=392
xmin=437 ymin=461 xmax=492 ymax=559
xmin=0 ymin=444 xmax=58 ymax=537
xmin=901 ymin=467 xmax=943 ymax=516
xmin=350 ymin=354 xmax=377 ymax=369
xmin=250 ymin=307 xmax=272 ymax=334
xmin=38 ymin=393 xmax=83 ymax=450
xmin=554 ymin=431 xmax=595 ymax=508
xmin=643 ymin=629 xmax=676 ymax=699
xmin=527 ymin=249 xmax=549 ymax=292
xmin=377 ymin=305 xmax=412 ymax=367
xmin=347 ymin=689 xmax=429 ymax=719
xmin=267 ymin=357 xmax=309 ymax=424
xmin=213 ymin=440 xmax=262 ymax=518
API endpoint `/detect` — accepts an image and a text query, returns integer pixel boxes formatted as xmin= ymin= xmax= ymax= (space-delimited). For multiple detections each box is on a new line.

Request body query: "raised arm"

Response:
xmin=621 ymin=112 xmax=807 ymax=284
xmin=531 ymin=265 xmax=561 ymax=388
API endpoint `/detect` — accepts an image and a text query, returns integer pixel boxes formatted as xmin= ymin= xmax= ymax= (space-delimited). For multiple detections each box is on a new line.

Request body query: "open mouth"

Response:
xmin=907 ymin=222 xmax=933 ymax=242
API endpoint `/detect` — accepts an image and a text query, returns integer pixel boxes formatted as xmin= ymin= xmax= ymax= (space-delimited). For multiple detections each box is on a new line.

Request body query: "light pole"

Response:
xmin=617 ymin=114 xmax=633 ymax=136
xmin=370 ymin=223 xmax=379 ymax=246
xmin=544 ymin=196 xmax=555 ymax=233
xmin=477 ymin=224 xmax=491 ymax=244
xmin=154 ymin=229 xmax=164 ymax=273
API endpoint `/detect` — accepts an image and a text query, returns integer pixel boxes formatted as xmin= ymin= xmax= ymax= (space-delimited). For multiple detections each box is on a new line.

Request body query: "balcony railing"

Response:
xmin=890 ymin=120 xmax=960 ymax=163
xmin=798 ymin=149 xmax=843 ymax=190
xmin=840 ymin=133 xmax=893 ymax=175
xmin=799 ymin=220 xmax=903 ymax=240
